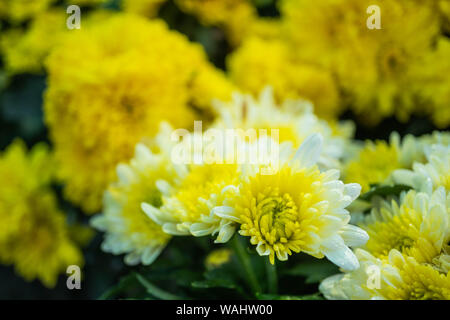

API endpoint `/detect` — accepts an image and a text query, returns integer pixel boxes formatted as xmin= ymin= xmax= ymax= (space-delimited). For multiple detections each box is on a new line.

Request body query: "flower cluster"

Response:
xmin=93 ymin=90 xmax=369 ymax=271
xmin=44 ymin=13 xmax=234 ymax=213
xmin=228 ymin=0 xmax=450 ymax=126
xmin=320 ymin=135 xmax=450 ymax=300
xmin=0 ymin=1 xmax=448 ymax=300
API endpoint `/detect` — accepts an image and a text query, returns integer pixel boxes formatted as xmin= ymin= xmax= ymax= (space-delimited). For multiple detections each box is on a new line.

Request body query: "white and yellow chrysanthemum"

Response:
xmin=209 ymin=134 xmax=368 ymax=269
xmin=91 ymin=140 xmax=175 ymax=266
xmin=359 ymin=188 xmax=449 ymax=264
xmin=211 ymin=87 xmax=355 ymax=170
xmin=320 ymin=188 xmax=450 ymax=300
xmin=320 ymin=249 xmax=450 ymax=300
xmin=393 ymin=144 xmax=450 ymax=193
xmin=142 ymin=161 xmax=241 ymax=242
xmin=344 ymin=132 xmax=426 ymax=193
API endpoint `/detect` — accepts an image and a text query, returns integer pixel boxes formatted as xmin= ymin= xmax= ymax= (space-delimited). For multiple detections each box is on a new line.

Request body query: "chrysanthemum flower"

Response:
xmin=321 ymin=187 xmax=450 ymax=300
xmin=410 ymin=37 xmax=450 ymax=128
xmin=227 ymin=38 xmax=342 ymax=119
xmin=393 ymin=144 xmax=450 ymax=193
xmin=0 ymin=0 xmax=56 ymax=23
xmin=0 ymin=140 xmax=83 ymax=288
xmin=175 ymin=0 xmax=257 ymax=45
xmin=281 ymin=0 xmax=441 ymax=124
xmin=44 ymin=13 xmax=233 ymax=213
xmin=142 ymin=161 xmax=241 ymax=241
xmin=344 ymin=133 xmax=425 ymax=193
xmin=91 ymin=142 xmax=174 ymax=266
xmin=210 ymin=135 xmax=368 ymax=269
xmin=359 ymin=188 xmax=449 ymax=264
xmin=320 ymin=249 xmax=450 ymax=300
xmin=0 ymin=9 xmax=67 ymax=74
xmin=211 ymin=87 xmax=354 ymax=170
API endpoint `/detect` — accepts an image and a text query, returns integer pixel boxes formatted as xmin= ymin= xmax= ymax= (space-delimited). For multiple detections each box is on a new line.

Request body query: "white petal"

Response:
xmin=344 ymin=183 xmax=361 ymax=201
xmin=339 ymin=225 xmax=369 ymax=247
xmin=212 ymin=206 xmax=240 ymax=222
xmin=293 ymin=133 xmax=323 ymax=167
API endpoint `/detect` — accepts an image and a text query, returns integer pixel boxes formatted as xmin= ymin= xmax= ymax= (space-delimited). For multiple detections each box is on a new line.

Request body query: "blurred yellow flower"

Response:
xmin=122 ymin=0 xmax=167 ymax=17
xmin=0 ymin=9 xmax=66 ymax=74
xmin=205 ymin=248 xmax=232 ymax=269
xmin=228 ymin=38 xmax=341 ymax=119
xmin=0 ymin=140 xmax=83 ymax=288
xmin=281 ymin=0 xmax=442 ymax=124
xmin=44 ymin=14 xmax=233 ymax=213
xmin=0 ymin=0 xmax=56 ymax=23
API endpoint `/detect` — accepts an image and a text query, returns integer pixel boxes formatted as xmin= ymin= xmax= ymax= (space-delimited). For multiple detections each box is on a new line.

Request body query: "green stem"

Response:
xmin=265 ymin=259 xmax=278 ymax=294
xmin=134 ymin=273 xmax=183 ymax=300
xmin=231 ymin=236 xmax=261 ymax=295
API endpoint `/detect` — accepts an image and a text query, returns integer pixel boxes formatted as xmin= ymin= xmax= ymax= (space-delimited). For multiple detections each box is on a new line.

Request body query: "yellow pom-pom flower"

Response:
xmin=44 ymin=14 xmax=233 ymax=213
xmin=227 ymin=38 xmax=342 ymax=119
xmin=0 ymin=140 xmax=83 ymax=288
xmin=281 ymin=0 xmax=441 ymax=124
xmin=0 ymin=0 xmax=56 ymax=23
xmin=0 ymin=9 xmax=67 ymax=74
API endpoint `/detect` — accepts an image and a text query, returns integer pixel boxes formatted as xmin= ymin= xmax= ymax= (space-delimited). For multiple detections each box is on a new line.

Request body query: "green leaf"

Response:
xmin=191 ymin=279 xmax=237 ymax=290
xmin=359 ymin=184 xmax=412 ymax=202
xmin=257 ymin=293 xmax=323 ymax=300
xmin=97 ymin=273 xmax=137 ymax=300
xmin=283 ymin=261 xmax=339 ymax=284
xmin=134 ymin=272 xmax=184 ymax=300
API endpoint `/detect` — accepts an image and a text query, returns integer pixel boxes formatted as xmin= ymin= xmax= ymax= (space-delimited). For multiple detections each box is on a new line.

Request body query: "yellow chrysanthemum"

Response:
xmin=205 ymin=248 xmax=232 ymax=269
xmin=359 ymin=188 xmax=449 ymax=264
xmin=0 ymin=0 xmax=56 ymax=23
xmin=410 ymin=38 xmax=450 ymax=128
xmin=44 ymin=14 xmax=233 ymax=213
xmin=344 ymin=133 xmax=425 ymax=193
xmin=91 ymin=142 xmax=174 ymax=266
xmin=175 ymin=0 xmax=256 ymax=45
xmin=211 ymin=88 xmax=354 ymax=169
xmin=210 ymin=135 xmax=368 ymax=268
xmin=227 ymin=38 xmax=341 ymax=119
xmin=281 ymin=0 xmax=441 ymax=124
xmin=0 ymin=9 xmax=66 ymax=74
xmin=0 ymin=140 xmax=83 ymax=288
xmin=122 ymin=0 xmax=167 ymax=17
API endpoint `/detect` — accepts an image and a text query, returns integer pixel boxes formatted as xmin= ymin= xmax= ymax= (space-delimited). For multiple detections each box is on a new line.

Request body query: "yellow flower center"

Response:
xmin=257 ymin=192 xmax=298 ymax=246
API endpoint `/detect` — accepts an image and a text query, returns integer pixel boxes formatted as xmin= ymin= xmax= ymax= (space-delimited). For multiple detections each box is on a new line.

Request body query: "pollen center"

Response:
xmin=257 ymin=191 xmax=298 ymax=246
